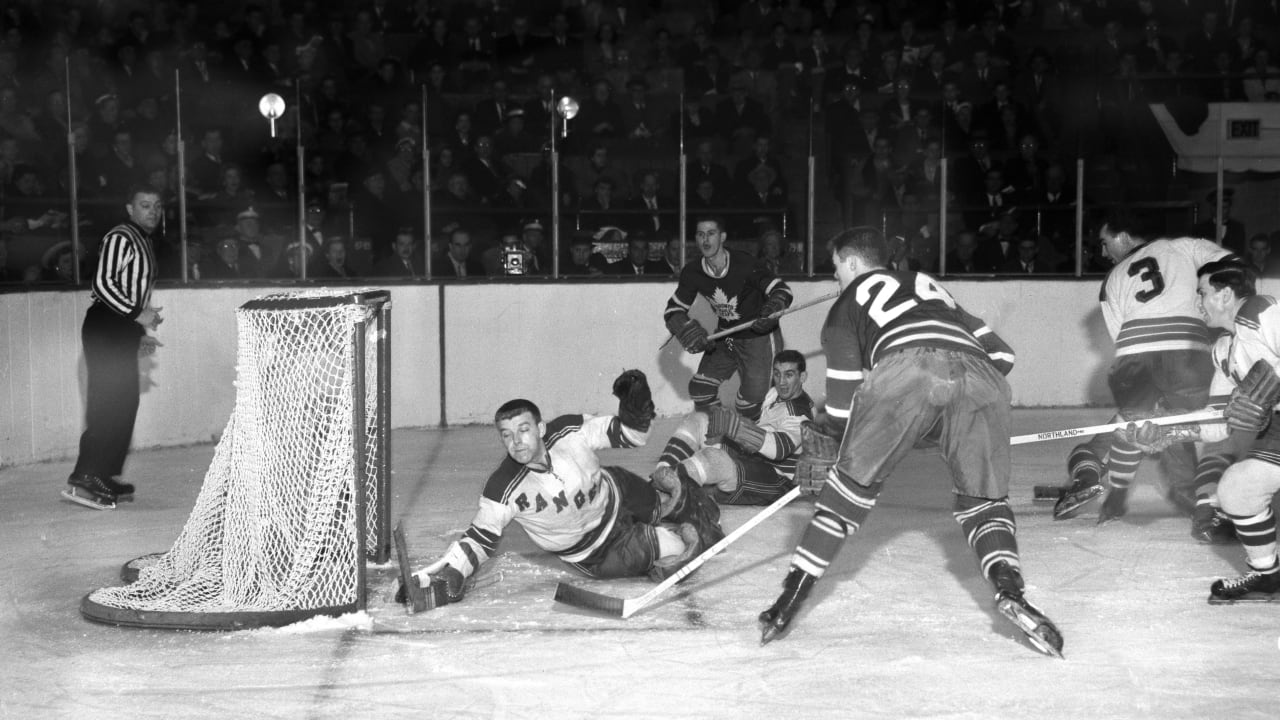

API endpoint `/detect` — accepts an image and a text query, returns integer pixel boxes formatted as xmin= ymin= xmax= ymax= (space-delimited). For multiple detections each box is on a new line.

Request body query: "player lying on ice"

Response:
xmin=1133 ymin=259 xmax=1280 ymax=602
xmin=756 ymin=226 xmax=1064 ymax=657
xmin=650 ymin=349 xmax=814 ymax=506
xmin=397 ymin=370 xmax=726 ymax=610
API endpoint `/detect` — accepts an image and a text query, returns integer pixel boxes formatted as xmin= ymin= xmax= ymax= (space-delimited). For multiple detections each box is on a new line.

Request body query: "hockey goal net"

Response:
xmin=81 ymin=289 xmax=392 ymax=630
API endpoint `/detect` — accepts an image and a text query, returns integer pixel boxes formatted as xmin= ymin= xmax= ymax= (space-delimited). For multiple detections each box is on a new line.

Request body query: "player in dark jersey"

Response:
xmin=758 ymin=226 xmax=1063 ymax=658
xmin=664 ymin=215 xmax=792 ymax=421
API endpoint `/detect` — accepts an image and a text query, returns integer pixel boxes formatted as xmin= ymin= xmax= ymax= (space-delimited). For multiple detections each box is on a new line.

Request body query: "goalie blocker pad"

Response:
xmin=795 ymin=422 xmax=841 ymax=495
xmin=1226 ymin=360 xmax=1280 ymax=433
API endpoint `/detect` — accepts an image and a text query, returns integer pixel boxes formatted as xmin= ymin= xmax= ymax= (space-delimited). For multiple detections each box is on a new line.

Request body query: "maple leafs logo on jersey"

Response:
xmin=709 ymin=287 xmax=741 ymax=321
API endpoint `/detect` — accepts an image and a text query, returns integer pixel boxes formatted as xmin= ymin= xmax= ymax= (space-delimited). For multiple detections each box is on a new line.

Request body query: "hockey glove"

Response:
xmin=613 ymin=368 xmax=655 ymax=432
xmin=794 ymin=421 xmax=841 ymax=495
xmin=1114 ymin=421 xmax=1174 ymax=455
xmin=705 ymin=406 xmax=767 ymax=453
xmin=666 ymin=313 xmax=710 ymax=354
xmin=427 ymin=566 xmax=466 ymax=606
xmin=1226 ymin=360 xmax=1280 ymax=434
xmin=751 ymin=291 xmax=791 ymax=334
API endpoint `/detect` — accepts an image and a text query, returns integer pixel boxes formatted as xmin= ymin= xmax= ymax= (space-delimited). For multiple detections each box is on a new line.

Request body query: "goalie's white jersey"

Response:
xmin=1101 ymin=237 xmax=1232 ymax=357
xmin=434 ymin=413 xmax=647 ymax=579
xmin=1213 ymin=295 xmax=1280 ymax=384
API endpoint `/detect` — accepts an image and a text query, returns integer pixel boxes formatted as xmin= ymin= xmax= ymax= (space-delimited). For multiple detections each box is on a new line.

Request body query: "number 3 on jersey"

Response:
xmin=1128 ymin=257 xmax=1165 ymax=303
xmin=856 ymin=273 xmax=958 ymax=326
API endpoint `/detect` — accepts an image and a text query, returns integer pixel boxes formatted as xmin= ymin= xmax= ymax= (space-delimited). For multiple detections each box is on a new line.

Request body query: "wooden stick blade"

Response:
xmin=553 ymin=581 xmax=625 ymax=617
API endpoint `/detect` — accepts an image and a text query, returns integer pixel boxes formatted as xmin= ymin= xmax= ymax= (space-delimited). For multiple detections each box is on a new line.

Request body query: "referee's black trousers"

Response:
xmin=72 ymin=302 xmax=143 ymax=480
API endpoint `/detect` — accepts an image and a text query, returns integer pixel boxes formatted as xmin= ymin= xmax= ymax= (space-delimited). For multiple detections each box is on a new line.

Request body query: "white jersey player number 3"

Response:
xmin=1128 ymin=257 xmax=1165 ymax=302
xmin=856 ymin=273 xmax=958 ymax=326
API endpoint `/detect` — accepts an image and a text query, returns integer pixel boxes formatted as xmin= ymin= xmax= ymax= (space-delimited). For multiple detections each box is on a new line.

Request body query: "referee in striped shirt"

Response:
xmin=65 ymin=186 xmax=164 ymax=508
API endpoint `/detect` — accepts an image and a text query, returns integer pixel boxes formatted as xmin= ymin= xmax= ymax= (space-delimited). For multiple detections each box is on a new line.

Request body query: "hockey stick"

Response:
xmin=659 ymin=292 xmax=840 ymax=350
xmin=1009 ymin=408 xmax=1223 ymax=446
xmin=554 ymin=486 xmax=803 ymax=618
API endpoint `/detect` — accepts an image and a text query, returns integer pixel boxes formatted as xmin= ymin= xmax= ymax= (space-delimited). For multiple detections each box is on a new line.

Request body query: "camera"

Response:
xmin=503 ymin=248 xmax=526 ymax=275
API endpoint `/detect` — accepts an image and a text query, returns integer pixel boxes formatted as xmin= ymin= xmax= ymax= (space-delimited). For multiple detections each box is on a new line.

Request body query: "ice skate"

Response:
xmin=759 ymin=568 xmax=817 ymax=645
xmin=1095 ymin=486 xmax=1129 ymax=525
xmin=1190 ymin=504 xmax=1235 ymax=545
xmin=1208 ymin=568 xmax=1280 ymax=604
xmin=989 ymin=562 xmax=1064 ymax=658
xmin=60 ymin=473 xmax=117 ymax=510
xmin=1052 ymin=477 xmax=1103 ymax=520
xmin=103 ymin=476 xmax=135 ymax=501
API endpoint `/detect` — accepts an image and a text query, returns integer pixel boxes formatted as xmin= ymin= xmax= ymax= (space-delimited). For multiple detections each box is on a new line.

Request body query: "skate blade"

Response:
xmin=1052 ymin=486 xmax=1103 ymax=520
xmin=997 ymin=598 xmax=1065 ymax=659
xmin=60 ymin=487 xmax=116 ymax=510
xmin=1207 ymin=592 xmax=1280 ymax=605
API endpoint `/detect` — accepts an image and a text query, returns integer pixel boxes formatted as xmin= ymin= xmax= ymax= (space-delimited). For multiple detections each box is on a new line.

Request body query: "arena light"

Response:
xmin=258 ymin=93 xmax=286 ymax=137
xmin=556 ymin=96 xmax=579 ymax=138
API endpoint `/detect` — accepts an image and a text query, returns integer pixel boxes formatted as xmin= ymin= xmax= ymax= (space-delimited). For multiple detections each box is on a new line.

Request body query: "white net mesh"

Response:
xmin=87 ymin=290 xmax=387 ymax=621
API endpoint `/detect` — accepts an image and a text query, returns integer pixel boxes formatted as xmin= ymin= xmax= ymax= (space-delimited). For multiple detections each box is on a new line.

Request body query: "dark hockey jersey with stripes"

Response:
xmin=821 ymin=269 xmax=1015 ymax=422
xmin=432 ymin=413 xmax=648 ymax=579
xmin=664 ymin=248 xmax=791 ymax=335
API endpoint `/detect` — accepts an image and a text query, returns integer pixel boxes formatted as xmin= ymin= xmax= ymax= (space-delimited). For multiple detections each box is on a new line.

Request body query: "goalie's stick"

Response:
xmin=554 ymin=486 xmax=802 ymax=618
xmin=659 ymin=292 xmax=840 ymax=350
xmin=1009 ymin=408 xmax=1223 ymax=446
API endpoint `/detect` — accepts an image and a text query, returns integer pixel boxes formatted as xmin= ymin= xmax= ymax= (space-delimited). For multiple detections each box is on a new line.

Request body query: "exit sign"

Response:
xmin=1229 ymin=119 xmax=1261 ymax=138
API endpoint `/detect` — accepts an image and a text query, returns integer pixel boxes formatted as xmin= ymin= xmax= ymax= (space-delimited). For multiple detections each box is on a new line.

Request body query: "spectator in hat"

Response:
xmin=233 ymin=206 xmax=274 ymax=277
xmin=629 ymin=170 xmax=672 ymax=235
xmin=39 ymin=240 xmax=83 ymax=284
xmin=1192 ymin=188 xmax=1247 ymax=254
xmin=494 ymin=108 xmax=539 ymax=156
xmin=519 ymin=219 xmax=549 ymax=274
xmin=274 ymin=240 xmax=315 ymax=279
xmin=386 ymin=136 xmax=417 ymax=194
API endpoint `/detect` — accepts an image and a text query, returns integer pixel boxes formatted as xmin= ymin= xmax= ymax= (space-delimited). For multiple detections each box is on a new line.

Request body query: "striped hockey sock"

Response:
xmin=688 ymin=374 xmax=723 ymax=411
xmin=1227 ymin=507 xmax=1279 ymax=571
xmin=1193 ymin=453 xmax=1232 ymax=501
xmin=954 ymin=497 xmax=1020 ymax=579
xmin=657 ymin=415 xmax=705 ymax=469
xmin=1106 ymin=439 xmax=1143 ymax=490
xmin=790 ymin=470 xmax=881 ymax=578
xmin=1067 ymin=443 xmax=1103 ymax=486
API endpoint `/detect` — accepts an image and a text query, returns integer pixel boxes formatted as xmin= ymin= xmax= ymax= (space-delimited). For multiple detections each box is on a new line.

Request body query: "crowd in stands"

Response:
xmin=0 ymin=0 xmax=1278 ymax=285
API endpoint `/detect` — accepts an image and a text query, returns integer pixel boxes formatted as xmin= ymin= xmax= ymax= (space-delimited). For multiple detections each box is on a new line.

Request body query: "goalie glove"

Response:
xmin=705 ymin=406 xmax=767 ymax=453
xmin=794 ymin=421 xmax=841 ymax=495
xmin=395 ymin=565 xmax=466 ymax=609
xmin=751 ymin=291 xmax=790 ymax=334
xmin=613 ymin=368 xmax=655 ymax=431
xmin=1226 ymin=360 xmax=1280 ymax=434
xmin=666 ymin=313 xmax=710 ymax=354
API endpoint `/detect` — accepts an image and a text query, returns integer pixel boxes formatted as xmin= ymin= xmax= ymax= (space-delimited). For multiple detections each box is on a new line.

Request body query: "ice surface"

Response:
xmin=3 ymin=410 xmax=1279 ymax=719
